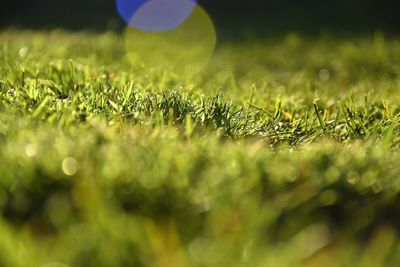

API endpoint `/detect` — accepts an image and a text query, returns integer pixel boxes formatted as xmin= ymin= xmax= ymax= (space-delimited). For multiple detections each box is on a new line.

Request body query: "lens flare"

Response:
xmin=116 ymin=0 xmax=197 ymax=32
xmin=130 ymin=0 xmax=196 ymax=32
xmin=124 ymin=4 xmax=216 ymax=77
xmin=116 ymin=0 xmax=146 ymax=26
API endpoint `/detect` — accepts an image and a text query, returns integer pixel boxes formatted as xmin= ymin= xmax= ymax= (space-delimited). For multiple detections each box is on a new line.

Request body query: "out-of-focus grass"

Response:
xmin=1 ymin=30 xmax=400 ymax=266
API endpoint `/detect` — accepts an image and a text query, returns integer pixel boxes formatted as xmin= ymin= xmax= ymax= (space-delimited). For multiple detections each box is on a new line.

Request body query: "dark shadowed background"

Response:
xmin=1 ymin=0 xmax=400 ymax=36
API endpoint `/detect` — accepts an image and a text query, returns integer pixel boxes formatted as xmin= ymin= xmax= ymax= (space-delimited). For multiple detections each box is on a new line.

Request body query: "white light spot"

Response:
xmin=62 ymin=157 xmax=78 ymax=176
xmin=19 ymin=47 xmax=29 ymax=58
xmin=319 ymin=69 xmax=331 ymax=81
xmin=25 ymin=143 xmax=37 ymax=157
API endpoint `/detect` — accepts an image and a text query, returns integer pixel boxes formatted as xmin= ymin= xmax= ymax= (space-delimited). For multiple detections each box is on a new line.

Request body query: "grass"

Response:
xmin=1 ymin=29 xmax=400 ymax=266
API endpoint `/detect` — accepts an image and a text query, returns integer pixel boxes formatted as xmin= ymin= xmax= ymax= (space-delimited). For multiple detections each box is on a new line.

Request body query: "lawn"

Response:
xmin=1 ymin=29 xmax=400 ymax=266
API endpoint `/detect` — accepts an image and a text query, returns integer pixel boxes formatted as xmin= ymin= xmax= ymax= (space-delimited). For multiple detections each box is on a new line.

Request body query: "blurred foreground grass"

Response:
xmin=1 ymin=30 xmax=400 ymax=266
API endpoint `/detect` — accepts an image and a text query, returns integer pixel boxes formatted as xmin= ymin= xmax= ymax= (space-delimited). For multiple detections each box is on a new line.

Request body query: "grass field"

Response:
xmin=1 ymin=29 xmax=400 ymax=266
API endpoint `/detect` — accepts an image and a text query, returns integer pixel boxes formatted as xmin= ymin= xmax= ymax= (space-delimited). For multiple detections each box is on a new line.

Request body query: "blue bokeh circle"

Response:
xmin=116 ymin=0 xmax=198 ymax=32
xmin=116 ymin=0 xmax=146 ymax=26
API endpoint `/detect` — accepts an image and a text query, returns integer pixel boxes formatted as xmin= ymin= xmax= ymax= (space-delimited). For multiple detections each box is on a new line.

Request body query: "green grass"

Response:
xmin=1 ymin=29 xmax=400 ymax=267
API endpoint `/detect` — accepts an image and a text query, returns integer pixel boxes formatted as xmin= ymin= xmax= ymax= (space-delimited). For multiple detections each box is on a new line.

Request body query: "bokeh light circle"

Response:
xmin=116 ymin=0 xmax=146 ymax=26
xmin=131 ymin=0 xmax=196 ymax=32
xmin=116 ymin=0 xmax=198 ymax=32
xmin=124 ymin=4 xmax=216 ymax=77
